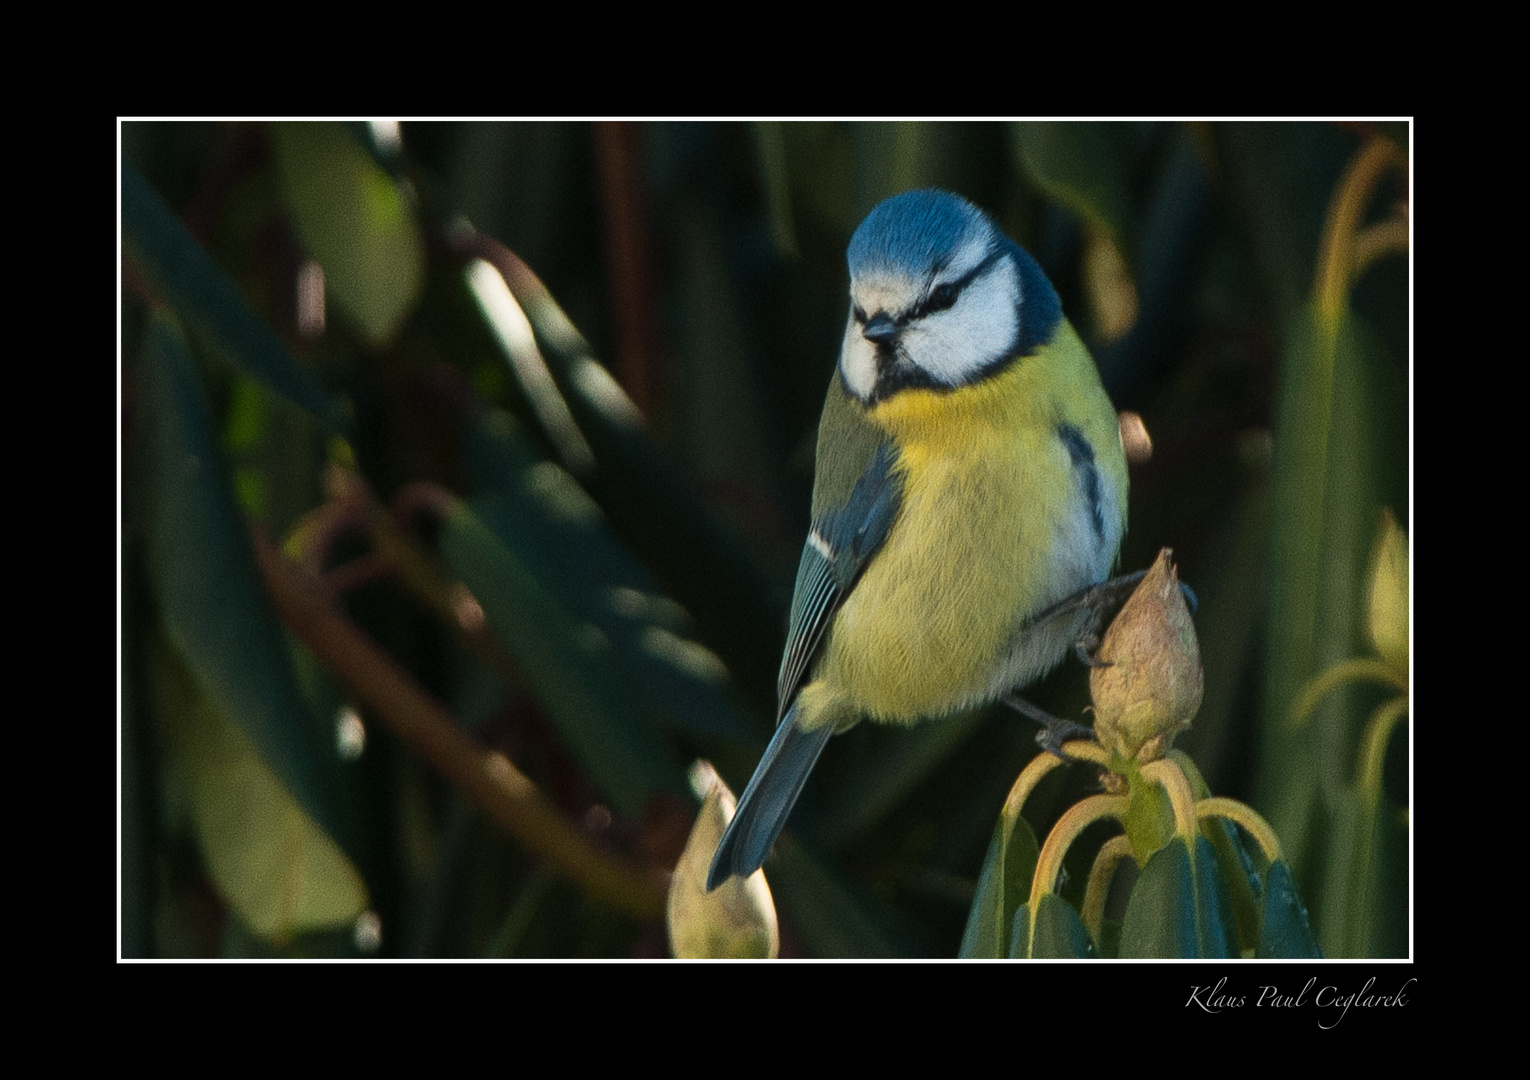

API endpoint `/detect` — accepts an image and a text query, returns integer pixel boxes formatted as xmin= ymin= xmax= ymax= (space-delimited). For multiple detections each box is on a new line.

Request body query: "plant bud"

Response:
xmin=667 ymin=761 xmax=779 ymax=959
xmin=1366 ymin=509 xmax=1408 ymax=670
xmin=1091 ymin=550 xmax=1203 ymax=763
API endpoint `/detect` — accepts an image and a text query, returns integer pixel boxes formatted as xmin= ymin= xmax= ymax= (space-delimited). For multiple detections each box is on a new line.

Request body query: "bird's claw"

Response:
xmin=1002 ymin=693 xmax=1095 ymax=759
xmin=1073 ymin=632 xmax=1110 ymax=668
xmin=1004 ymin=569 xmax=1198 ymax=757
xmin=1034 ymin=571 xmax=1199 ymax=669
xmin=1036 ymin=716 xmax=1096 ymax=757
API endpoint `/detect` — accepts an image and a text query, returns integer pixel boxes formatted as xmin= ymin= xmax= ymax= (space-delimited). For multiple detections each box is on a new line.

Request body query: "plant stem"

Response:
xmin=1141 ymin=758 xmax=1197 ymax=838
xmin=1195 ymin=797 xmax=1283 ymax=864
xmin=249 ymin=523 xmax=667 ymax=919
xmin=1291 ymin=657 xmax=1407 ymax=726
xmin=1027 ymin=794 xmax=1126 ymax=913
xmin=1359 ymin=695 xmax=1409 ymax=800
xmin=1082 ymin=834 xmax=1134 ymax=944
xmin=1316 ymin=136 xmax=1405 ymax=323
xmin=998 ymin=750 xmax=1068 ymax=837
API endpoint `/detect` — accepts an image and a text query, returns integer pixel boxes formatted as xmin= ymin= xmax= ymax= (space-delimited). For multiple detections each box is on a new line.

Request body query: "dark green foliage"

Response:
xmin=957 ymin=762 xmax=1323 ymax=959
xmin=1258 ymin=859 xmax=1322 ymax=959
xmin=1009 ymin=895 xmax=1095 ymax=959
xmin=135 ymin=313 xmax=347 ymax=850
xmin=958 ymin=804 xmax=1040 ymax=958
xmin=123 ymin=164 xmax=349 ymax=432
xmin=1121 ymin=835 xmax=1235 ymax=958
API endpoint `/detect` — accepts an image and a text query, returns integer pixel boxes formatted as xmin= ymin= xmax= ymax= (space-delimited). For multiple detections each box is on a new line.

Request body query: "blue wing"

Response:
xmin=775 ymin=440 xmax=904 ymax=720
xmin=707 ymin=441 xmax=903 ymax=890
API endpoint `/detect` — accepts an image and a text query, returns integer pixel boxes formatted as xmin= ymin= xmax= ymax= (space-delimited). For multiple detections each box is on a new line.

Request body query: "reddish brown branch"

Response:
xmin=250 ymin=523 xmax=668 ymax=919
xmin=593 ymin=121 xmax=666 ymax=420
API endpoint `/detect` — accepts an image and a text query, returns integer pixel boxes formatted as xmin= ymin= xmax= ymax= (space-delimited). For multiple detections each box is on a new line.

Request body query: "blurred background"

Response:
xmin=119 ymin=120 xmax=1409 ymax=958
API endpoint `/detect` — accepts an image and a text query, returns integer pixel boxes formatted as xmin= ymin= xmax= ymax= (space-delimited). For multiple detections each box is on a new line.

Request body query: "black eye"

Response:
xmin=926 ymin=282 xmax=957 ymax=314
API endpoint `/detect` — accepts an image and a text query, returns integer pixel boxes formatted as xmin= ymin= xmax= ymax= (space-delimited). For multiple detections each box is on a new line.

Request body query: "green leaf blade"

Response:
xmin=1007 ymin=895 xmax=1094 ymax=959
xmin=121 ymin=162 xmax=347 ymax=432
xmin=959 ymin=810 xmax=1039 ymax=959
xmin=1121 ymin=835 xmax=1234 ymax=958
xmin=437 ymin=500 xmax=686 ymax=818
xmin=1319 ymin=788 xmax=1407 ymax=958
xmin=1012 ymin=121 xmax=1142 ymax=261
xmin=1262 ymin=302 xmax=1406 ymax=873
xmin=135 ymin=311 xmax=347 ymax=851
xmin=465 ymin=412 xmax=753 ymax=743
xmin=149 ymin=639 xmax=368 ymax=940
xmin=270 ymin=122 xmax=424 ymax=348
xmin=1257 ymin=859 xmax=1322 ymax=958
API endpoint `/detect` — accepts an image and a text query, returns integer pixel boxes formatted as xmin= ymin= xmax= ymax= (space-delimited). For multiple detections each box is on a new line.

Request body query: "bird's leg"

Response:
xmin=1002 ymin=693 xmax=1095 ymax=758
xmin=1026 ymin=572 xmax=1199 ymax=669
xmin=1007 ymin=574 xmax=1199 ymax=757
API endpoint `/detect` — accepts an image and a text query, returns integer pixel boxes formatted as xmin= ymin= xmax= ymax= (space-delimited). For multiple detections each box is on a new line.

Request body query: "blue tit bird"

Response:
xmin=706 ymin=189 xmax=1128 ymax=891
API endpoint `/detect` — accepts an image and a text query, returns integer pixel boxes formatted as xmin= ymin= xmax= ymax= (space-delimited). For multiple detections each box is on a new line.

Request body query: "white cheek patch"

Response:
xmin=838 ymin=240 xmax=1020 ymax=398
xmin=901 ymin=257 xmax=1020 ymax=386
xmin=840 ymin=316 xmax=879 ymax=400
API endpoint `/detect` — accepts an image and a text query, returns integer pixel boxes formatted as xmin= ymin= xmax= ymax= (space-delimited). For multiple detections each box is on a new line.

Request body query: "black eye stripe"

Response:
xmin=914 ymin=247 xmax=1004 ymax=319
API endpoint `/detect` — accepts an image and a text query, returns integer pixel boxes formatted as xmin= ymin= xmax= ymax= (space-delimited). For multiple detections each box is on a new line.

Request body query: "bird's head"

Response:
xmin=839 ymin=189 xmax=1057 ymax=406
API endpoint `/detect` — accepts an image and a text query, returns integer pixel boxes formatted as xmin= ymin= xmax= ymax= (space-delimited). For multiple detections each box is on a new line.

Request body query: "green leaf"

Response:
xmin=1377 ymin=122 xmax=1409 ymax=154
xmin=465 ymin=410 xmax=752 ymax=743
xmin=1008 ymin=894 xmax=1094 ymax=958
xmin=1200 ymin=815 xmax=1263 ymax=954
xmin=270 ymin=121 xmax=425 ymax=347
xmin=1013 ymin=121 xmax=1142 ymax=261
xmin=221 ymin=370 xmax=331 ymax=537
xmin=121 ymin=554 xmax=153 ymax=958
xmin=1261 ymin=302 xmax=1405 ymax=873
xmin=1120 ymin=834 xmax=1234 ymax=957
xmin=669 ymin=193 xmax=778 ymax=495
xmin=121 ymin=162 xmax=347 ymax=432
xmin=436 ymin=498 xmax=687 ymax=818
xmin=845 ymin=122 xmax=951 ymax=217
xmin=149 ymin=638 xmax=368 ymax=939
xmin=135 ymin=312 xmax=347 ymax=846
xmin=766 ymin=839 xmax=912 ymax=958
xmin=959 ymin=803 xmax=1040 ymax=959
xmin=492 ymin=264 xmax=783 ymax=707
xmin=1213 ymin=124 xmax=1350 ymax=328
xmin=750 ymin=121 xmax=798 ymax=258
xmin=1319 ymin=787 xmax=1407 ymax=958
xmin=1257 ymin=859 xmax=1322 ymax=958
xmin=823 ymin=708 xmax=987 ymax=848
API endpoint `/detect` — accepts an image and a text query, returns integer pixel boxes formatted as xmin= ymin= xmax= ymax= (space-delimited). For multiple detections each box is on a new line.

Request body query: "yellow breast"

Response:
xmin=816 ymin=325 xmax=1124 ymax=724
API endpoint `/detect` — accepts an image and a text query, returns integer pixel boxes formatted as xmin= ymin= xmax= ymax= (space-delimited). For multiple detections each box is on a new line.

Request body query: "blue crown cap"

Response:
xmin=846 ymin=189 xmax=991 ymax=280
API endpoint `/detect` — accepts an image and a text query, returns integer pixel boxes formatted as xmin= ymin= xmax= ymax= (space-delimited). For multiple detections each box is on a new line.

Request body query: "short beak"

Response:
xmin=863 ymin=313 xmax=898 ymax=345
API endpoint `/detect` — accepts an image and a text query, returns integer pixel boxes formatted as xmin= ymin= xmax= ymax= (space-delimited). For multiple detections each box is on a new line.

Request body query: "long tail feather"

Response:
xmin=706 ymin=705 xmax=833 ymax=891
